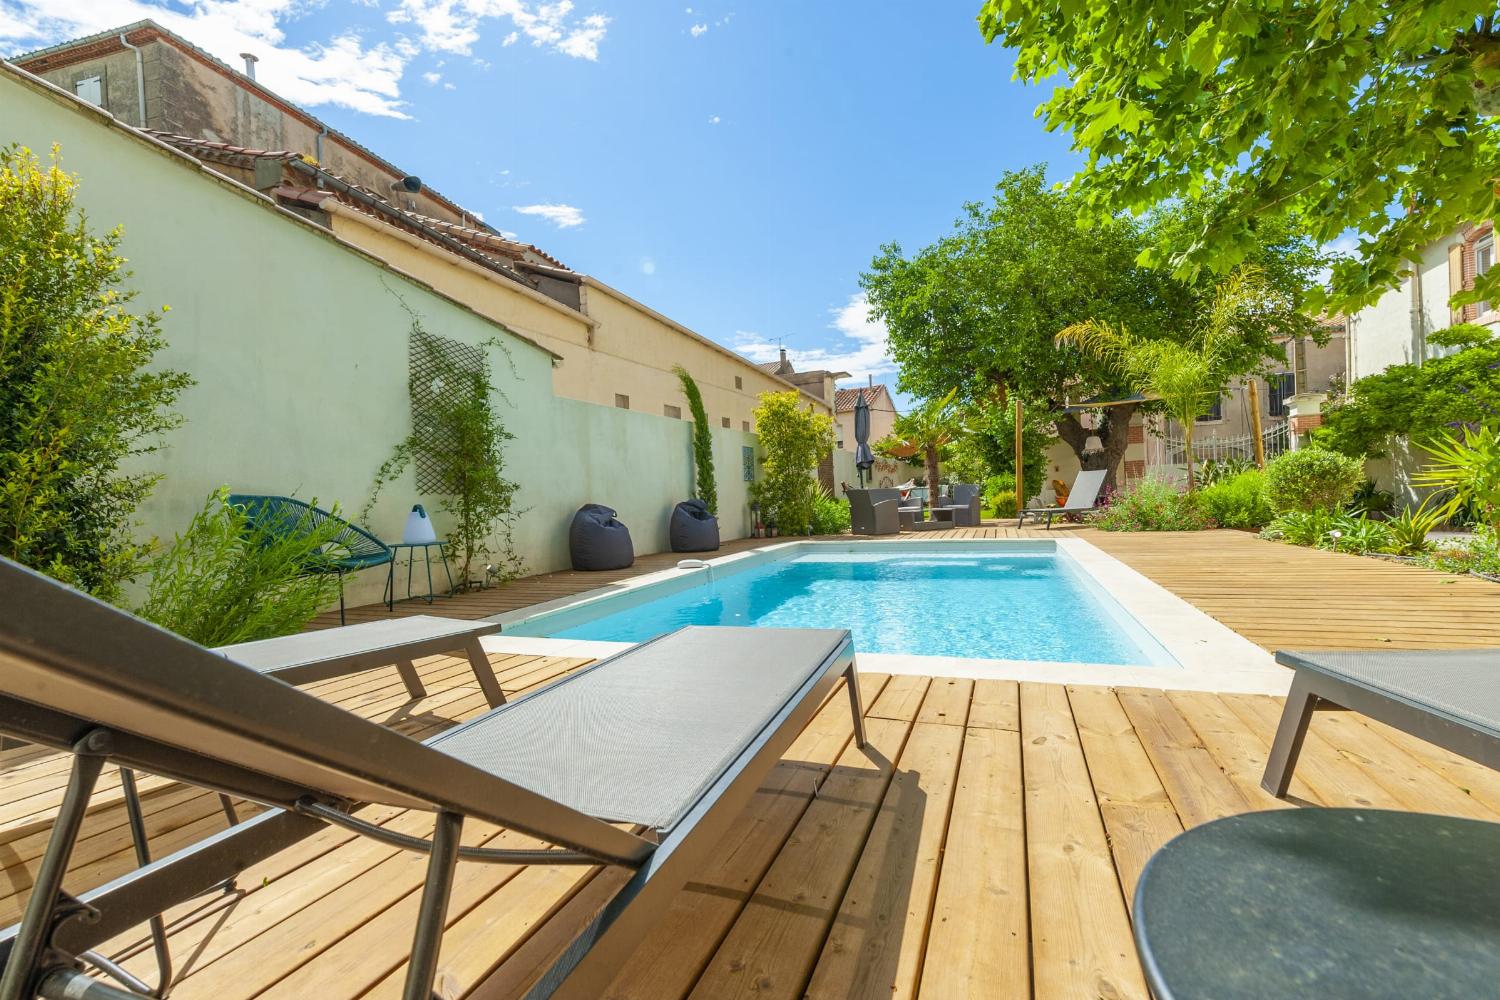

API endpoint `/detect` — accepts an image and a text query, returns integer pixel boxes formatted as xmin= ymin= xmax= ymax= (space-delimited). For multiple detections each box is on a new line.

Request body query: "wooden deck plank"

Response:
xmin=597 ymin=676 xmax=889 ymax=1000
xmin=1020 ymin=682 xmax=1149 ymax=1000
xmin=965 ymin=679 xmax=1020 ymax=732
xmin=1066 ymin=686 xmax=1183 ymax=908
xmin=1164 ymin=691 xmax=1307 ymax=810
xmin=868 ymin=675 xmax=931 ymax=724
xmin=684 ymin=716 xmax=913 ymax=1000
xmin=917 ymin=725 xmax=1029 ymax=1000
xmin=1115 ymin=688 xmax=1251 ymax=827
xmin=803 ymin=722 xmax=964 ymax=1000
xmin=914 ymin=677 xmax=973 ymax=728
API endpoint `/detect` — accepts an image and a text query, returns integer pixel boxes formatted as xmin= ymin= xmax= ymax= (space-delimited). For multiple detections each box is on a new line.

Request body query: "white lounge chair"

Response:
xmin=1016 ymin=469 xmax=1107 ymax=529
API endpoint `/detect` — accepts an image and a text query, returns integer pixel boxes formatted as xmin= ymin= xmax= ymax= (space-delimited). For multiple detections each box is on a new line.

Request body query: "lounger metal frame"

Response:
xmin=1262 ymin=651 xmax=1500 ymax=798
xmin=0 ymin=560 xmax=863 ymax=1000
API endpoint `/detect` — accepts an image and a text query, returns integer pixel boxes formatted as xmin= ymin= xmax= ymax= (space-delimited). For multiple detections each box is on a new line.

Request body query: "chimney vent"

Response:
xmin=240 ymin=53 xmax=259 ymax=80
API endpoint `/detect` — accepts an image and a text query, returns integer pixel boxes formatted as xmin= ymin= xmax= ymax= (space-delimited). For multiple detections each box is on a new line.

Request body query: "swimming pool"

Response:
xmin=509 ymin=542 xmax=1177 ymax=667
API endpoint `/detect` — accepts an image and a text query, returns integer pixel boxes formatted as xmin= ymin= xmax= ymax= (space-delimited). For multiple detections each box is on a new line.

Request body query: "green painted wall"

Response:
xmin=2 ymin=68 xmax=767 ymax=607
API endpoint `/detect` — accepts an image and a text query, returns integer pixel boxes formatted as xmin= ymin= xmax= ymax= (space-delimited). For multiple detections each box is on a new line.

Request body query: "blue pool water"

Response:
xmin=542 ymin=549 xmax=1172 ymax=665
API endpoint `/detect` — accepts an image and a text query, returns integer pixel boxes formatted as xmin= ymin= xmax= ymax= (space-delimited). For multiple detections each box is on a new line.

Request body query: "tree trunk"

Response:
xmin=924 ymin=444 xmax=941 ymax=499
xmin=1184 ymin=420 xmax=1196 ymax=492
xmin=1052 ymin=402 xmax=1139 ymax=495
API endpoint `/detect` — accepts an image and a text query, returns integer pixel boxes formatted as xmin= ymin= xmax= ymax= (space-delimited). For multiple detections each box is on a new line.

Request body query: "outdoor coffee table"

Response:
xmin=1133 ymin=808 xmax=1500 ymax=999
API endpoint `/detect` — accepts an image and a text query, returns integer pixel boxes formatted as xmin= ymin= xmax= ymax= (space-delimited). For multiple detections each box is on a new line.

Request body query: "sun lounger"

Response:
xmin=1016 ymin=469 xmax=1107 ymax=529
xmin=1261 ymin=648 xmax=1500 ymax=797
xmin=219 ymin=614 xmax=505 ymax=708
xmin=0 ymin=557 xmax=864 ymax=1000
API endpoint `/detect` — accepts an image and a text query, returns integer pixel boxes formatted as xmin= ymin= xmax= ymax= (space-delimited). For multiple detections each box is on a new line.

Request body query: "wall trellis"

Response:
xmin=409 ymin=330 xmax=487 ymax=493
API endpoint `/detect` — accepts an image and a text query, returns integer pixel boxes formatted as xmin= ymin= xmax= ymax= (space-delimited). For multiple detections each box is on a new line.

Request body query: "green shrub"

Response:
xmin=1195 ymin=457 xmax=1255 ymax=487
xmin=1420 ymin=525 xmax=1500 ymax=576
xmin=753 ymin=392 xmax=835 ymax=534
xmin=1263 ymin=448 xmax=1364 ymax=514
xmin=1385 ymin=499 xmax=1445 ymax=556
xmin=808 ymin=486 xmax=851 ymax=535
xmin=1319 ymin=512 xmax=1394 ymax=554
xmin=0 ymin=145 xmax=192 ymax=599
xmin=984 ymin=473 xmax=1018 ymax=517
xmin=1093 ymin=477 xmax=1212 ymax=531
xmin=1194 ymin=470 xmax=1273 ymax=530
xmin=133 ymin=489 xmax=344 ymax=646
xmin=674 ymin=366 xmax=718 ymax=514
xmin=1261 ymin=509 xmax=1334 ymax=546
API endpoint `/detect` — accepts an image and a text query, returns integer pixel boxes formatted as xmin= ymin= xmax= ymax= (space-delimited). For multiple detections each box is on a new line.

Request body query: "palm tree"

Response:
xmin=887 ymin=388 xmax=960 ymax=494
xmin=1056 ymin=267 xmax=1270 ymax=491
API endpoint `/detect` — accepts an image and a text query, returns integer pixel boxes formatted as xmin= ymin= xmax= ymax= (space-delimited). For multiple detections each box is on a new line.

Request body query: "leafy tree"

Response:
xmin=752 ymin=391 xmax=835 ymax=534
xmin=865 ymin=168 xmax=1323 ymax=491
xmin=977 ymin=0 xmax=1500 ymax=314
xmin=1315 ymin=324 xmax=1500 ymax=457
xmin=674 ymin=365 xmax=718 ymax=514
xmin=888 ymin=389 xmax=960 ymax=492
xmin=1058 ymin=267 xmax=1286 ymax=489
xmin=0 ymin=145 xmax=191 ymax=599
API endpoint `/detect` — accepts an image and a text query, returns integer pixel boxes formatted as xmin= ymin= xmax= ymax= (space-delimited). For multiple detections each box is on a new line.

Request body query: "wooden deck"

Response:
xmin=8 ymin=527 xmax=1500 ymax=997
xmin=8 ymin=647 xmax=1500 ymax=999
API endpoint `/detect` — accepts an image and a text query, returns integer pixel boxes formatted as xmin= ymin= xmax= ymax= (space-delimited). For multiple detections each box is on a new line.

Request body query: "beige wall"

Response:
xmin=2 ymin=66 xmax=777 ymax=610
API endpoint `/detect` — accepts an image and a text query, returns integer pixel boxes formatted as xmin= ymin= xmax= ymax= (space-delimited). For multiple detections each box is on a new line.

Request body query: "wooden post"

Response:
xmin=1014 ymin=397 xmax=1024 ymax=505
xmin=1247 ymin=378 xmax=1266 ymax=469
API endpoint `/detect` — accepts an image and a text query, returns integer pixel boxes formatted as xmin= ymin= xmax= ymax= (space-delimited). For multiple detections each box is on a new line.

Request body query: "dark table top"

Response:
xmin=1134 ymin=808 xmax=1500 ymax=1000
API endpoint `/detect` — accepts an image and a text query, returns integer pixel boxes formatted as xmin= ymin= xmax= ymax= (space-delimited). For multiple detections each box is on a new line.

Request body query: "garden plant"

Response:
xmin=751 ymin=391 xmax=835 ymax=534
xmin=674 ymin=365 xmax=718 ymax=515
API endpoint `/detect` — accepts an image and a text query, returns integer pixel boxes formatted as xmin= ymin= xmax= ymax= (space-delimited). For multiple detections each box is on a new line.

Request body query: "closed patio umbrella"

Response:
xmin=853 ymin=390 xmax=875 ymax=486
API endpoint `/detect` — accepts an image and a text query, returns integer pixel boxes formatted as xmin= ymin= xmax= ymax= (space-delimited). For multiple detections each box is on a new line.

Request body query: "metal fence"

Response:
xmin=1155 ymin=422 xmax=1291 ymax=466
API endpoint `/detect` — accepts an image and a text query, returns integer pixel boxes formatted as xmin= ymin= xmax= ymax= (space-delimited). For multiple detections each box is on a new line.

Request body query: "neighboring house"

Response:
xmin=1156 ymin=318 xmax=1349 ymax=456
xmin=10 ymin=21 xmax=833 ymax=433
xmin=1345 ymin=223 xmax=1497 ymax=381
xmin=833 ymin=383 xmax=899 ymax=451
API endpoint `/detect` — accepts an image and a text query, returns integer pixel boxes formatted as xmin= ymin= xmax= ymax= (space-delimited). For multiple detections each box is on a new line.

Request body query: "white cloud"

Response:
xmin=707 ymin=114 xmax=720 ymax=124
xmin=390 ymin=0 xmax=609 ymax=60
xmin=442 ymin=80 xmax=455 ymax=89
xmin=733 ymin=293 xmax=895 ymax=385
xmin=422 ymin=69 xmax=442 ymax=83
xmin=1 ymin=0 xmax=413 ymax=117
xmin=513 ymin=202 xmax=585 ymax=228
xmin=640 ymin=256 xmax=656 ymax=275
xmin=689 ymin=22 xmax=706 ymax=36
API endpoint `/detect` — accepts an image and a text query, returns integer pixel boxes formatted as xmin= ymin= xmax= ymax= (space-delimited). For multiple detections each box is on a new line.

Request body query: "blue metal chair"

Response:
xmin=227 ymin=494 xmax=393 ymax=625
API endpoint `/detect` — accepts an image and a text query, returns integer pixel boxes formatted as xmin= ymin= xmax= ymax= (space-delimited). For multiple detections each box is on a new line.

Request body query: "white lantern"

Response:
xmin=403 ymin=504 xmax=437 ymax=544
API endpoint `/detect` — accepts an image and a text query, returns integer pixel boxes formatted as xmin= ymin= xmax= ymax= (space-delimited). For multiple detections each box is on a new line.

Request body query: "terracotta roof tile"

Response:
xmin=834 ymin=384 xmax=893 ymax=412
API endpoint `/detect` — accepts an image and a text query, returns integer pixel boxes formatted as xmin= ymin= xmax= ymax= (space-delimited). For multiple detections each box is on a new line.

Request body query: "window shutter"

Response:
xmin=1449 ymin=243 xmax=1465 ymax=324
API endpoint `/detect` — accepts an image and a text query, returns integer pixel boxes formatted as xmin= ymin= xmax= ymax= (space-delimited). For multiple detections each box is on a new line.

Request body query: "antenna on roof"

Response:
xmin=240 ymin=53 xmax=258 ymax=81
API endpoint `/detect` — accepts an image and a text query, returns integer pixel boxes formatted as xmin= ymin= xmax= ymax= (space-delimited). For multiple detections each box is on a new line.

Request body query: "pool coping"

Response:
xmin=484 ymin=537 xmax=1291 ymax=695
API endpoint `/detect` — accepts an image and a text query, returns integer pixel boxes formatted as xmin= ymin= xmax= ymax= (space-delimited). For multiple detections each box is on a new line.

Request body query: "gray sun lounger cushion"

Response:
xmin=428 ymin=626 xmax=849 ymax=829
xmin=217 ymin=615 xmax=505 ymax=706
xmin=1262 ymin=648 xmax=1500 ymax=798
xmin=0 ymin=557 xmax=863 ymax=1000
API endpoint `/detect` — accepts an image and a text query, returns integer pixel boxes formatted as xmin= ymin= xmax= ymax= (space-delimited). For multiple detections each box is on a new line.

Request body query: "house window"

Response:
xmin=1268 ymin=372 xmax=1295 ymax=417
xmin=1478 ymin=235 xmax=1495 ymax=314
xmin=742 ymin=420 xmax=750 ymax=432
xmin=614 ymin=393 xmax=629 ymax=409
xmin=721 ymin=416 xmax=731 ymax=428
xmin=74 ymin=75 xmax=103 ymax=106
xmin=734 ymin=376 xmax=743 ymax=389
xmin=1195 ymin=396 xmax=1224 ymax=422
xmin=664 ymin=404 xmax=682 ymax=419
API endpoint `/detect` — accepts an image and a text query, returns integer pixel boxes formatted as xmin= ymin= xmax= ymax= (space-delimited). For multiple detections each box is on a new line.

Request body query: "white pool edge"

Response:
xmin=486 ymin=537 xmax=1291 ymax=695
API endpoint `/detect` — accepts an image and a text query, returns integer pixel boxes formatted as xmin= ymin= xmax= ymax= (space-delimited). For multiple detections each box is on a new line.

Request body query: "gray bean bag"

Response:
xmin=670 ymin=499 xmax=720 ymax=552
xmin=569 ymin=504 xmax=634 ymax=571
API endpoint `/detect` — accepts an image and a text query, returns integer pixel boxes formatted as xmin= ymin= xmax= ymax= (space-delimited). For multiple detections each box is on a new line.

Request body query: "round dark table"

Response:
xmin=1133 ymin=808 xmax=1500 ymax=1000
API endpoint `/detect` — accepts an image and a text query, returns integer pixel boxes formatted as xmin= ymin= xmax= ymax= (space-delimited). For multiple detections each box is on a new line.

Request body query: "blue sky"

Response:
xmin=2 ymin=0 xmax=1082 ymax=409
